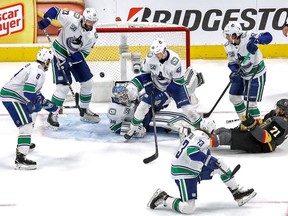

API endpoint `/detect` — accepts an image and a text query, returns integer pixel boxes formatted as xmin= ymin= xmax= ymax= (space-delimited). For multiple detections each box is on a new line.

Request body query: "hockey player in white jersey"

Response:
xmin=223 ymin=21 xmax=272 ymax=119
xmin=38 ymin=7 xmax=100 ymax=129
xmin=147 ymin=118 xmax=256 ymax=214
xmin=0 ymin=48 xmax=58 ymax=170
xmin=108 ymin=67 xmax=204 ymax=138
xmin=124 ymin=38 xmax=202 ymax=140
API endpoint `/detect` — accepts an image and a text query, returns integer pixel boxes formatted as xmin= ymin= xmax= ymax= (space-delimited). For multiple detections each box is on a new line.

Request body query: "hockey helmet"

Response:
xmin=37 ymin=48 xmax=53 ymax=71
xmin=200 ymin=118 xmax=216 ymax=134
xmin=223 ymin=21 xmax=242 ymax=38
xmin=150 ymin=37 xmax=167 ymax=55
xmin=276 ymin=99 xmax=288 ymax=115
xmin=83 ymin=8 xmax=98 ymax=23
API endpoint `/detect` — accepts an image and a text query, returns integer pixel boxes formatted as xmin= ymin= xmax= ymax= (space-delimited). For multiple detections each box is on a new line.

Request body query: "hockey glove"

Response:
xmin=247 ymin=37 xmax=258 ymax=55
xmin=203 ymin=155 xmax=219 ymax=170
xmin=229 ymin=71 xmax=242 ymax=82
xmin=59 ymin=57 xmax=73 ymax=71
xmin=27 ymin=97 xmax=42 ymax=113
xmin=38 ymin=18 xmax=52 ymax=30
xmin=42 ymin=99 xmax=58 ymax=113
xmin=154 ymin=92 xmax=169 ymax=108
xmin=241 ymin=114 xmax=257 ymax=130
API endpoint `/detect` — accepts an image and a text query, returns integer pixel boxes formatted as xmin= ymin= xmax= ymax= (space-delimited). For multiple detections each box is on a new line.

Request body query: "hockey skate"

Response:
xmin=147 ymin=188 xmax=169 ymax=209
xmin=79 ymin=108 xmax=101 ymax=123
xmin=229 ymin=187 xmax=257 ymax=206
xmin=47 ymin=113 xmax=60 ymax=130
xmin=15 ymin=150 xmax=37 ymax=170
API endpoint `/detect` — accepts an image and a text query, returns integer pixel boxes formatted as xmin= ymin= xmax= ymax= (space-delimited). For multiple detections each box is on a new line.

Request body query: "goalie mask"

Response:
xmin=36 ymin=48 xmax=53 ymax=71
xmin=112 ymin=85 xmax=130 ymax=106
xmin=82 ymin=8 xmax=98 ymax=31
xmin=200 ymin=118 xmax=216 ymax=134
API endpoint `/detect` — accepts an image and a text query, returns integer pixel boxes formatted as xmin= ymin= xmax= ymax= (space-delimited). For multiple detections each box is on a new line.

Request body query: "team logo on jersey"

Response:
xmin=66 ymin=36 xmax=83 ymax=52
xmin=70 ymin=24 xmax=77 ymax=32
xmin=150 ymin=64 xmax=156 ymax=70
xmin=176 ymin=66 xmax=181 ymax=73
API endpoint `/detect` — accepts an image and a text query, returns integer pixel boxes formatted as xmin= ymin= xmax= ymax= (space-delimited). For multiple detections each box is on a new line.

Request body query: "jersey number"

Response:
xmin=269 ymin=126 xmax=281 ymax=138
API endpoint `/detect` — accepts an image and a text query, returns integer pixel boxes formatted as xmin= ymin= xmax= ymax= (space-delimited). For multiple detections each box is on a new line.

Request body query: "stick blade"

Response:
xmin=143 ymin=152 xmax=158 ymax=164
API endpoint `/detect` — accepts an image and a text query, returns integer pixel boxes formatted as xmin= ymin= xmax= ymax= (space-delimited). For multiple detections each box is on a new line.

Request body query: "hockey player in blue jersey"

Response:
xmin=223 ymin=21 xmax=272 ymax=119
xmin=124 ymin=37 xmax=203 ymax=140
xmin=38 ymin=7 xmax=100 ymax=129
xmin=147 ymin=118 xmax=256 ymax=214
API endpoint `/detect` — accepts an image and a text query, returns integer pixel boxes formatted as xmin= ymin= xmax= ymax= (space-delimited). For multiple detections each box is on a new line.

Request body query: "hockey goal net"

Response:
xmin=70 ymin=22 xmax=191 ymax=102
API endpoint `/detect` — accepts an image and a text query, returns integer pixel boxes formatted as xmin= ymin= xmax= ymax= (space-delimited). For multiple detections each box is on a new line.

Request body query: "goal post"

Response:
xmin=69 ymin=22 xmax=191 ymax=103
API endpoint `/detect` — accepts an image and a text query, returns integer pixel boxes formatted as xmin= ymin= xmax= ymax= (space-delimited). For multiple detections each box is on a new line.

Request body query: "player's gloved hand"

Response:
xmin=229 ymin=71 xmax=242 ymax=82
xmin=59 ymin=57 xmax=73 ymax=71
xmin=203 ymin=155 xmax=219 ymax=170
xmin=42 ymin=99 xmax=58 ymax=112
xmin=38 ymin=18 xmax=52 ymax=30
xmin=144 ymin=82 xmax=155 ymax=95
xmin=154 ymin=92 xmax=169 ymax=108
xmin=27 ymin=97 xmax=42 ymax=113
xmin=241 ymin=114 xmax=257 ymax=130
xmin=247 ymin=37 xmax=258 ymax=54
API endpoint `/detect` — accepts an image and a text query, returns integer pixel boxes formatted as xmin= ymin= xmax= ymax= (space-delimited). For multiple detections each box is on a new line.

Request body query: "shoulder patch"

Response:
xmin=170 ymin=56 xmax=179 ymax=65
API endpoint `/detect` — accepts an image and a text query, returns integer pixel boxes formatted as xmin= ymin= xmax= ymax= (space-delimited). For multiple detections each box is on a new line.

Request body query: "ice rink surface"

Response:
xmin=0 ymin=59 xmax=287 ymax=216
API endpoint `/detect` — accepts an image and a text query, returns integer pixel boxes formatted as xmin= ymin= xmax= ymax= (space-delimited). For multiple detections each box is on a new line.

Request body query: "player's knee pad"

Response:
xmin=80 ymin=78 xmax=93 ymax=94
xmin=19 ymin=123 xmax=33 ymax=135
xmin=54 ymin=84 xmax=70 ymax=99
xmin=229 ymin=94 xmax=242 ymax=105
xmin=178 ymin=200 xmax=196 ymax=214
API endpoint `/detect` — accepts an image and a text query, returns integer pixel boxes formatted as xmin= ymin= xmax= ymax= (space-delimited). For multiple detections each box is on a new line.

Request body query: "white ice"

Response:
xmin=0 ymin=59 xmax=287 ymax=216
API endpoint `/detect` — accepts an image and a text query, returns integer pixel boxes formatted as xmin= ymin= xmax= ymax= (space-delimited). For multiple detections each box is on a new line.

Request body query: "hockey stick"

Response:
xmin=43 ymin=29 xmax=79 ymax=109
xmin=218 ymin=164 xmax=241 ymax=178
xmin=203 ymin=53 xmax=251 ymax=118
xmin=143 ymin=96 xmax=159 ymax=164
xmin=245 ymin=65 xmax=259 ymax=117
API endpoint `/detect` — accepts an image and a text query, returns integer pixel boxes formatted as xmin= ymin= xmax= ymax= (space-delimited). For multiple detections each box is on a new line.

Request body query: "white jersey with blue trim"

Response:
xmin=141 ymin=49 xmax=184 ymax=91
xmin=0 ymin=62 xmax=46 ymax=103
xmin=54 ymin=8 xmax=98 ymax=60
xmin=224 ymin=31 xmax=266 ymax=80
xmin=171 ymin=130 xmax=210 ymax=179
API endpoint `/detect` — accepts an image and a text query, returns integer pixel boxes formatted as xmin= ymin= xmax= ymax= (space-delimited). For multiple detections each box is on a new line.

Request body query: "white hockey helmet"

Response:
xmin=223 ymin=21 xmax=242 ymax=38
xmin=200 ymin=118 xmax=216 ymax=134
xmin=83 ymin=8 xmax=98 ymax=23
xmin=37 ymin=48 xmax=53 ymax=64
xmin=150 ymin=37 xmax=167 ymax=54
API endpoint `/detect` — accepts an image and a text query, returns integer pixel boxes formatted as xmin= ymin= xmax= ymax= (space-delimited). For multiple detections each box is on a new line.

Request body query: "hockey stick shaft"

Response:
xmin=218 ymin=164 xmax=241 ymax=178
xmin=43 ymin=29 xmax=79 ymax=109
xmin=203 ymin=53 xmax=251 ymax=118
xmin=143 ymin=96 xmax=159 ymax=164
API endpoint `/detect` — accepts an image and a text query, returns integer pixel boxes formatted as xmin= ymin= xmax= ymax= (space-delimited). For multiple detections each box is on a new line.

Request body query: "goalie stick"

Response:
xmin=203 ymin=52 xmax=251 ymax=118
xmin=143 ymin=95 xmax=159 ymax=164
xmin=43 ymin=29 xmax=79 ymax=110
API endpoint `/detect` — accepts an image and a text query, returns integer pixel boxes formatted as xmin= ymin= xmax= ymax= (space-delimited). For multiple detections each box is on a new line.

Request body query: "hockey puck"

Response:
xmin=100 ymin=72 xmax=105 ymax=78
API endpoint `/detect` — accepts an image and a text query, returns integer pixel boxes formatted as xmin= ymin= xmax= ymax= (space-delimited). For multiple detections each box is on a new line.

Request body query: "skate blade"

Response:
xmin=80 ymin=117 xmax=101 ymax=123
xmin=147 ymin=188 xmax=161 ymax=208
xmin=46 ymin=123 xmax=59 ymax=130
xmin=15 ymin=164 xmax=37 ymax=170
xmin=237 ymin=191 xmax=257 ymax=206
